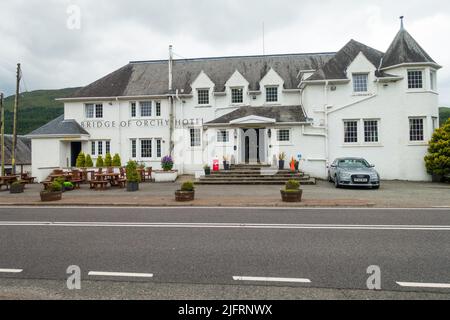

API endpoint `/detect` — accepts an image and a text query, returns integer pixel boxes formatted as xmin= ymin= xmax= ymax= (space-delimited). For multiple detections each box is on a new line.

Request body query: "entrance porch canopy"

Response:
xmin=204 ymin=105 xmax=309 ymax=127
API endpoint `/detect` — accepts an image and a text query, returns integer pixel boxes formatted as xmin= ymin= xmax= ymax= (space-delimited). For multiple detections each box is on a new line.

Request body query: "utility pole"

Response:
xmin=0 ymin=92 xmax=4 ymax=176
xmin=11 ymin=63 xmax=21 ymax=175
xmin=168 ymin=45 xmax=175 ymax=156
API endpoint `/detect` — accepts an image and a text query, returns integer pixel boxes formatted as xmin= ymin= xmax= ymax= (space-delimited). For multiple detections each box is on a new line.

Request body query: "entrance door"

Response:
xmin=242 ymin=129 xmax=261 ymax=164
xmin=71 ymin=142 xmax=82 ymax=167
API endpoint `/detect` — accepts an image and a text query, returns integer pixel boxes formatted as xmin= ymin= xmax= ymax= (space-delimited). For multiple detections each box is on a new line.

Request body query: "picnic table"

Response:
xmin=0 ymin=176 xmax=19 ymax=190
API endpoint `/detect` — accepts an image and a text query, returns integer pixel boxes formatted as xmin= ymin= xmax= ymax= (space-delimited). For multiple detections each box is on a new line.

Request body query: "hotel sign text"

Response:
xmin=80 ymin=118 xmax=205 ymax=129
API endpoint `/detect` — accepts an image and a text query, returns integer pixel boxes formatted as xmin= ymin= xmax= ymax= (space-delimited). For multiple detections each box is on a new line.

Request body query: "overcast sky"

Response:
xmin=1 ymin=0 xmax=449 ymax=105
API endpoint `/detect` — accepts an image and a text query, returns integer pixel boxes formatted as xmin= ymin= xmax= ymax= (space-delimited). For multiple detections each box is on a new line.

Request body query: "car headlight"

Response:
xmin=370 ymin=173 xmax=379 ymax=180
xmin=340 ymin=172 xmax=352 ymax=180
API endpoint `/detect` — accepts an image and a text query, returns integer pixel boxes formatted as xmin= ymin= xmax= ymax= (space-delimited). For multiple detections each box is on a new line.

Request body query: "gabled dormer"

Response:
xmin=191 ymin=70 xmax=215 ymax=107
xmin=225 ymin=70 xmax=249 ymax=106
xmin=260 ymin=68 xmax=284 ymax=105
xmin=346 ymin=51 xmax=378 ymax=96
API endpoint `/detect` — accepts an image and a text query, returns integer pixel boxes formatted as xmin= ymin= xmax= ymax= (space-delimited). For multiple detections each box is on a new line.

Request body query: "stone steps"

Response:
xmin=197 ymin=178 xmax=316 ymax=185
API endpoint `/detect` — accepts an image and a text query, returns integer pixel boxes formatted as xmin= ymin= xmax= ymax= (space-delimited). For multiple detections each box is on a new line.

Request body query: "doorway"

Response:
xmin=71 ymin=142 xmax=82 ymax=167
xmin=242 ymin=128 xmax=262 ymax=164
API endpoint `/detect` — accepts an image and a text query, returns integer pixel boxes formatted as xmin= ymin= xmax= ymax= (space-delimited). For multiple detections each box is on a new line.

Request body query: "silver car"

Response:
xmin=328 ymin=158 xmax=380 ymax=189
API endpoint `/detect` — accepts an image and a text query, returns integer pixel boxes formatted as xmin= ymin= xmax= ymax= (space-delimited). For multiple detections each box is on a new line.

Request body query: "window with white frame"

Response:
xmin=409 ymin=118 xmax=425 ymax=141
xmin=105 ymin=141 xmax=111 ymax=154
xmin=155 ymin=101 xmax=161 ymax=117
xmin=190 ymin=128 xmax=201 ymax=147
xmin=98 ymin=141 xmax=103 ymax=155
xmin=217 ymin=130 xmax=229 ymax=143
xmin=131 ymin=139 xmax=137 ymax=158
xmin=364 ymin=120 xmax=379 ymax=143
xmin=353 ymin=74 xmax=368 ymax=92
xmin=91 ymin=141 xmax=96 ymax=156
xmin=344 ymin=120 xmax=358 ymax=143
xmin=85 ymin=104 xmax=95 ymax=118
xmin=155 ymin=139 xmax=162 ymax=158
xmin=430 ymin=70 xmax=437 ymax=91
xmin=231 ymin=88 xmax=244 ymax=104
xmin=130 ymin=102 xmax=137 ymax=118
xmin=141 ymin=139 xmax=152 ymax=158
xmin=95 ymin=104 xmax=103 ymax=118
xmin=277 ymin=129 xmax=290 ymax=142
xmin=266 ymin=86 xmax=278 ymax=102
xmin=140 ymin=101 xmax=152 ymax=117
xmin=408 ymin=70 xmax=423 ymax=89
xmin=197 ymin=89 xmax=210 ymax=105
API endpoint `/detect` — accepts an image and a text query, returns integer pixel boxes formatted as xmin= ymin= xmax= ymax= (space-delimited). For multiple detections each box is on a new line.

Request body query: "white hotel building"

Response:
xmin=29 ymin=25 xmax=441 ymax=182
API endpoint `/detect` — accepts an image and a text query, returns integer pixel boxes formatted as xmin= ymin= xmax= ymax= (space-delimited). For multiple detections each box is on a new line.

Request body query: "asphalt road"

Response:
xmin=0 ymin=207 xmax=449 ymax=299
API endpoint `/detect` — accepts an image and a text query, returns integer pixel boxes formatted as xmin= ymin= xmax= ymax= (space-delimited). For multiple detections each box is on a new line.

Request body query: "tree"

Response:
xmin=85 ymin=154 xmax=94 ymax=168
xmin=425 ymin=118 xmax=450 ymax=177
xmin=75 ymin=152 xmax=85 ymax=168
xmin=95 ymin=155 xmax=104 ymax=168
xmin=104 ymin=153 xmax=112 ymax=167
xmin=112 ymin=153 xmax=122 ymax=167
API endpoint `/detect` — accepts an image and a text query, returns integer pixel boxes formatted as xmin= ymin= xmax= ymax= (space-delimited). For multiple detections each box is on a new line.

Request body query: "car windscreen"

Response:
xmin=338 ymin=159 xmax=369 ymax=168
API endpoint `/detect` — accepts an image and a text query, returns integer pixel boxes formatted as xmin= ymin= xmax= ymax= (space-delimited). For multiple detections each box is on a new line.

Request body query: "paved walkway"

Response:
xmin=0 ymin=178 xmax=449 ymax=208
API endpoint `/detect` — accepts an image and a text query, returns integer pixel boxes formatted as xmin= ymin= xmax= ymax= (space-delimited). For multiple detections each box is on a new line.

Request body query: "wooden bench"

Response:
xmin=117 ymin=178 xmax=127 ymax=188
xmin=89 ymin=181 xmax=109 ymax=190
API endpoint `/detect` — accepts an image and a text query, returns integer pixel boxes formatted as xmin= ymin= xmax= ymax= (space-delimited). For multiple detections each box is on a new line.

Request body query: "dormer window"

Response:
xmin=231 ymin=88 xmax=244 ymax=104
xmin=266 ymin=86 xmax=278 ymax=103
xmin=353 ymin=74 xmax=368 ymax=92
xmin=408 ymin=70 xmax=423 ymax=89
xmin=197 ymin=89 xmax=210 ymax=105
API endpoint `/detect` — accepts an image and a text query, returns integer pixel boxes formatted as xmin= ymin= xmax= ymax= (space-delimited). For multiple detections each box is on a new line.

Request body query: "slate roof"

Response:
xmin=0 ymin=135 xmax=31 ymax=165
xmin=28 ymin=115 xmax=89 ymax=136
xmin=381 ymin=28 xmax=437 ymax=69
xmin=307 ymin=40 xmax=385 ymax=81
xmin=206 ymin=105 xmax=307 ymax=125
xmin=69 ymin=53 xmax=335 ymax=98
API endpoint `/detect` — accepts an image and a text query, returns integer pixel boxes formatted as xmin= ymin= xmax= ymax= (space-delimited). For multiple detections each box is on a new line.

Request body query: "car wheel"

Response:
xmin=334 ymin=176 xmax=340 ymax=188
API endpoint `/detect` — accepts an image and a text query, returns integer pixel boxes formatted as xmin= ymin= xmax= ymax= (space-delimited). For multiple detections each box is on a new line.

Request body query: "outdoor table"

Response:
xmin=0 ymin=176 xmax=18 ymax=190
xmin=104 ymin=173 xmax=121 ymax=187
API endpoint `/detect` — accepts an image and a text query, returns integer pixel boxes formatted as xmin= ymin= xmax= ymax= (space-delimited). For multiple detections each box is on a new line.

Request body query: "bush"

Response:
xmin=50 ymin=181 xmax=62 ymax=192
xmin=285 ymin=179 xmax=300 ymax=191
xmin=85 ymin=154 xmax=94 ymax=168
xmin=126 ymin=160 xmax=141 ymax=183
xmin=104 ymin=153 xmax=112 ymax=167
xmin=11 ymin=181 xmax=22 ymax=187
xmin=425 ymin=118 xmax=450 ymax=176
xmin=63 ymin=182 xmax=74 ymax=188
xmin=112 ymin=153 xmax=122 ymax=167
xmin=181 ymin=181 xmax=195 ymax=192
xmin=76 ymin=152 xmax=86 ymax=168
xmin=96 ymin=156 xmax=104 ymax=168
xmin=161 ymin=155 xmax=174 ymax=171
xmin=55 ymin=177 xmax=66 ymax=186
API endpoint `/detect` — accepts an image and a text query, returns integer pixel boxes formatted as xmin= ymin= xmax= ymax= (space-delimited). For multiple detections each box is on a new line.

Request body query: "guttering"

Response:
xmin=26 ymin=134 xmax=90 ymax=139
xmin=380 ymin=62 xmax=443 ymax=71
xmin=56 ymin=94 xmax=170 ymax=102
xmin=204 ymin=121 xmax=310 ymax=128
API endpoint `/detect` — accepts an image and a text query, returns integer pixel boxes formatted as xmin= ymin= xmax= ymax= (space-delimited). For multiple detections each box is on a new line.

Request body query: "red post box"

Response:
xmin=213 ymin=158 xmax=220 ymax=172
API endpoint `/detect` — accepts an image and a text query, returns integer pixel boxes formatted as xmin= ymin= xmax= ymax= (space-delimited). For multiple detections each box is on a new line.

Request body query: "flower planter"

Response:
xmin=153 ymin=170 xmax=178 ymax=182
xmin=40 ymin=191 xmax=62 ymax=202
xmin=10 ymin=183 xmax=25 ymax=194
xmin=127 ymin=181 xmax=139 ymax=192
xmin=278 ymin=160 xmax=285 ymax=170
xmin=175 ymin=190 xmax=195 ymax=202
xmin=204 ymin=168 xmax=211 ymax=176
xmin=280 ymin=189 xmax=303 ymax=202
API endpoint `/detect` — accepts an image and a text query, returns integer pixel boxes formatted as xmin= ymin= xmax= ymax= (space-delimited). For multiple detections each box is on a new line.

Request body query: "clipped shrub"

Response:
xmin=104 ymin=153 xmax=112 ymax=167
xmin=181 ymin=181 xmax=195 ymax=192
xmin=96 ymin=155 xmax=104 ymax=168
xmin=55 ymin=177 xmax=66 ymax=186
xmin=85 ymin=154 xmax=94 ymax=168
xmin=425 ymin=118 xmax=450 ymax=176
xmin=126 ymin=160 xmax=141 ymax=183
xmin=50 ymin=181 xmax=62 ymax=192
xmin=161 ymin=155 xmax=174 ymax=171
xmin=112 ymin=153 xmax=122 ymax=167
xmin=76 ymin=152 xmax=86 ymax=168
xmin=285 ymin=179 xmax=300 ymax=191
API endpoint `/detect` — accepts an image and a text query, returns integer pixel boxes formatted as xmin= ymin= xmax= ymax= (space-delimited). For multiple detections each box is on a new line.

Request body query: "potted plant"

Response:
xmin=175 ymin=181 xmax=195 ymax=202
xmin=54 ymin=177 xmax=67 ymax=192
xmin=280 ymin=179 xmax=303 ymax=202
xmin=40 ymin=181 xmax=63 ymax=202
xmin=278 ymin=152 xmax=286 ymax=170
xmin=112 ymin=153 xmax=122 ymax=167
xmin=161 ymin=156 xmax=174 ymax=171
xmin=126 ymin=160 xmax=140 ymax=192
xmin=76 ymin=152 xmax=86 ymax=169
xmin=10 ymin=181 xmax=25 ymax=194
xmin=85 ymin=154 xmax=94 ymax=168
xmin=223 ymin=156 xmax=230 ymax=171
xmin=96 ymin=155 xmax=104 ymax=168
xmin=63 ymin=181 xmax=75 ymax=191
xmin=204 ymin=164 xmax=211 ymax=176
xmin=104 ymin=153 xmax=113 ymax=168
xmin=294 ymin=160 xmax=300 ymax=172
